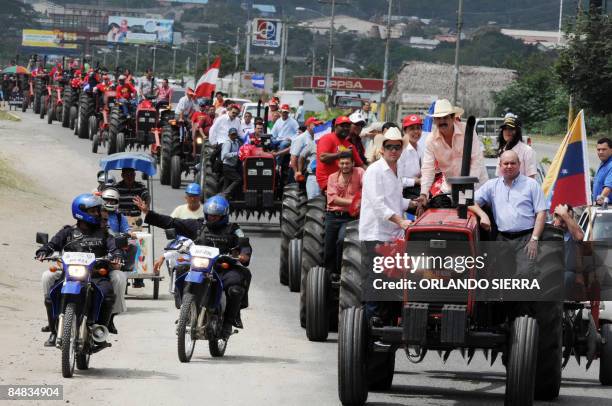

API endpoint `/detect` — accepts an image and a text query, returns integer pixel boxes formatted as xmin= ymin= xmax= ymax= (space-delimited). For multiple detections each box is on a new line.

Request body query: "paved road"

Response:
xmin=0 ymin=111 xmax=609 ymax=406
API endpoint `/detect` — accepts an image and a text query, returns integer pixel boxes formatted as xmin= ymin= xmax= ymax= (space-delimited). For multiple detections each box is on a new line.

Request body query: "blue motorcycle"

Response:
xmin=163 ymin=235 xmax=193 ymax=309
xmin=36 ymin=232 xmax=125 ymax=378
xmin=172 ymin=241 xmax=249 ymax=362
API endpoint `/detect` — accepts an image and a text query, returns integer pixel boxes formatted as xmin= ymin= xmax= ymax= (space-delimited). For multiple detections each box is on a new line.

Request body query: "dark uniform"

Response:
xmin=144 ymin=210 xmax=252 ymax=326
xmin=36 ymin=225 xmax=121 ymax=335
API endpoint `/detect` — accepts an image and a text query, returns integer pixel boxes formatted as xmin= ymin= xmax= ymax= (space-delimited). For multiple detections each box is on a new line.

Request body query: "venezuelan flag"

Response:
xmin=542 ymin=110 xmax=592 ymax=211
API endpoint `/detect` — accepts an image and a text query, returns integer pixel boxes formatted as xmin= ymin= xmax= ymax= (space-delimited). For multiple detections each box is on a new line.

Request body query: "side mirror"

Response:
xmin=165 ymin=228 xmax=177 ymax=240
xmin=115 ymin=235 xmax=129 ymax=249
xmin=36 ymin=232 xmax=49 ymax=245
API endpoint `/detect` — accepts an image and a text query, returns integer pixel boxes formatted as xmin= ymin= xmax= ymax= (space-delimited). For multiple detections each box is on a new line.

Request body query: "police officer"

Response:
xmin=134 ymin=195 xmax=252 ymax=338
xmin=35 ymin=194 xmax=122 ymax=347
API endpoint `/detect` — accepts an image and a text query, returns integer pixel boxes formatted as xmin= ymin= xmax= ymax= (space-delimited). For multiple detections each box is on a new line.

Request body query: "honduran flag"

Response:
xmin=195 ymin=56 xmax=220 ymax=99
xmin=542 ymin=110 xmax=592 ymax=212
xmin=251 ymin=74 xmax=265 ymax=89
xmin=313 ymin=120 xmax=333 ymax=141
xmin=418 ymin=101 xmax=436 ymax=150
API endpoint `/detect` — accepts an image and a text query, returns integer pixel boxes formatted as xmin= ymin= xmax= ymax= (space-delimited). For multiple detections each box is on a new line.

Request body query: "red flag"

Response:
xmin=195 ymin=57 xmax=221 ymax=99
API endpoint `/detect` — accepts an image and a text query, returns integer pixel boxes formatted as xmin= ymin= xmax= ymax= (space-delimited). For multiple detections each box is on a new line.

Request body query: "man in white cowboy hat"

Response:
xmin=416 ymin=99 xmax=487 ymax=207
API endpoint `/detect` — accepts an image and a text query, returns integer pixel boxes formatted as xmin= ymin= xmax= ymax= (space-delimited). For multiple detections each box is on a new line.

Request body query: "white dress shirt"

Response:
xmin=420 ymin=121 xmax=488 ymax=195
xmin=240 ymin=120 xmax=254 ymax=137
xmin=398 ymin=141 xmax=423 ymax=187
xmin=208 ymin=114 xmax=242 ymax=145
xmin=359 ymin=158 xmax=411 ymax=242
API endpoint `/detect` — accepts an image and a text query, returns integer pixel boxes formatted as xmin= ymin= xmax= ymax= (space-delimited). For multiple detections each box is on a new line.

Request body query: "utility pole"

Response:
xmin=194 ymin=41 xmax=200 ymax=85
xmin=278 ymin=22 xmax=288 ymax=90
xmin=172 ymin=47 xmax=177 ymax=76
xmin=235 ymin=27 xmax=240 ymax=71
xmin=325 ymin=0 xmax=336 ymax=107
xmin=206 ymin=34 xmax=211 ymax=69
xmin=114 ymin=45 xmax=120 ymax=70
xmin=134 ymin=45 xmax=139 ymax=74
xmin=245 ymin=0 xmax=252 ymax=71
xmin=381 ymin=0 xmax=393 ymax=118
xmin=152 ymin=45 xmax=157 ymax=73
xmin=452 ymin=0 xmax=464 ymax=106
xmin=558 ymin=0 xmax=564 ymax=41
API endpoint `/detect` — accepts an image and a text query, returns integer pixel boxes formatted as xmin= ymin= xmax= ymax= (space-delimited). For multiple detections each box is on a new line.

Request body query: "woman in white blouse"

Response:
xmin=496 ymin=116 xmax=537 ymax=178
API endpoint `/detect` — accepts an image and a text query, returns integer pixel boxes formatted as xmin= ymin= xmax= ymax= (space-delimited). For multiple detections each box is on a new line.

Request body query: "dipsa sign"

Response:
xmin=293 ymin=76 xmax=393 ymax=93
xmin=252 ymin=19 xmax=282 ymax=48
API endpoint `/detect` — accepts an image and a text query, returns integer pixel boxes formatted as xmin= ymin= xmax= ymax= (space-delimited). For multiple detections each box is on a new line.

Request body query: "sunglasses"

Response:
xmin=383 ymin=144 xmax=402 ymax=151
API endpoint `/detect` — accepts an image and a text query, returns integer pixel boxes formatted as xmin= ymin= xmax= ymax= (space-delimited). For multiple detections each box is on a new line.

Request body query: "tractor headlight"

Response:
xmin=67 ymin=265 xmax=88 ymax=279
xmin=191 ymin=257 xmax=210 ymax=269
xmin=196 ymin=137 xmax=203 ymax=145
xmin=139 ymin=117 xmax=146 ymax=122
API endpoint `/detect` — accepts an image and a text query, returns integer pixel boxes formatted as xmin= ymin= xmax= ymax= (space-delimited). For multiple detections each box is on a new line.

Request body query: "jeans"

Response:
xmin=324 ymin=212 xmax=353 ymax=274
xmin=305 ymin=174 xmax=321 ymax=199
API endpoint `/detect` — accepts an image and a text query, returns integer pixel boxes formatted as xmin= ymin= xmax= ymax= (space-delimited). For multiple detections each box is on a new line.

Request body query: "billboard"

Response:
xmin=22 ymin=29 xmax=77 ymax=49
xmin=107 ymin=16 xmax=174 ymax=45
xmin=252 ymin=19 xmax=282 ymax=48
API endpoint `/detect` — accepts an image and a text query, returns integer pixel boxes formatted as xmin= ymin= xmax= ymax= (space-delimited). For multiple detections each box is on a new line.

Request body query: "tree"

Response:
xmin=556 ymin=9 xmax=612 ymax=116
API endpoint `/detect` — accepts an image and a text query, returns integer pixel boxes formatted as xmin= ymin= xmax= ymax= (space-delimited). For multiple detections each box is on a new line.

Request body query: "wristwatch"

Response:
xmin=531 ymin=236 xmax=539 ymax=241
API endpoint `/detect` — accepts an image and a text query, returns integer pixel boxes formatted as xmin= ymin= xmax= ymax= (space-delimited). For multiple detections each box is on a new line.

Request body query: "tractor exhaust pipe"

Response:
xmin=448 ymin=116 xmax=478 ymax=219
xmin=263 ymin=106 xmax=269 ymax=133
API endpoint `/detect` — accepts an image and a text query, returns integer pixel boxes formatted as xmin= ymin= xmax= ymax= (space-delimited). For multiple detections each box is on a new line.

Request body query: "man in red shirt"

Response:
xmin=316 ymin=115 xmax=364 ymax=190
xmin=115 ymin=74 xmax=136 ymax=117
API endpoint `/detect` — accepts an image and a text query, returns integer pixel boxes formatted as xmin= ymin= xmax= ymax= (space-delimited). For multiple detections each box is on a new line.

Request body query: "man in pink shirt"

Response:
xmin=416 ymin=99 xmax=487 ymax=207
xmin=324 ymin=151 xmax=364 ymax=274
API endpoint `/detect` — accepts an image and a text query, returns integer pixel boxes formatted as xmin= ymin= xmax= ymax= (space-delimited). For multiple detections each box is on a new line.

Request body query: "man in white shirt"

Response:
xmin=240 ymin=111 xmax=254 ymax=138
xmin=174 ymin=87 xmax=196 ymax=123
xmin=398 ymin=114 xmax=424 ymax=198
xmin=170 ymin=183 xmax=204 ymax=219
xmin=417 ymin=99 xmax=487 ymax=207
xmin=360 ymin=127 xmax=414 ymax=325
xmin=290 ymin=116 xmax=321 ymax=180
xmin=208 ymin=104 xmax=241 ymax=145
xmin=271 ymin=104 xmax=299 ymax=151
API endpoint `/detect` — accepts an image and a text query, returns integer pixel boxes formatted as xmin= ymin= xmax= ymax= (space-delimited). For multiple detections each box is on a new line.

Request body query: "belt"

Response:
xmin=327 ymin=211 xmax=357 ymax=219
xmin=499 ymin=228 xmax=534 ymax=240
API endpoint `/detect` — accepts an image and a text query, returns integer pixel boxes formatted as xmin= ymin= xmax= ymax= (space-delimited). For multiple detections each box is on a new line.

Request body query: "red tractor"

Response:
xmin=41 ymin=70 xmax=64 ymax=125
xmin=337 ymin=117 xmax=569 ymax=406
xmin=107 ymin=96 xmax=160 ymax=153
xmin=91 ymin=88 xmax=118 ymax=154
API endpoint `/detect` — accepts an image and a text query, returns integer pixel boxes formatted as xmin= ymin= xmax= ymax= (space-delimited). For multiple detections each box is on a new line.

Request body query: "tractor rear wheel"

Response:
xmin=299 ymin=195 xmax=326 ymax=328
xmin=288 ymin=238 xmax=302 ymax=292
xmin=306 ymin=266 xmax=330 ymax=341
xmin=339 ymin=221 xmax=363 ymax=311
xmin=78 ymin=93 xmax=94 ymax=139
xmin=171 ymin=155 xmax=182 ymax=189
xmin=279 ymin=186 xmax=307 ymax=286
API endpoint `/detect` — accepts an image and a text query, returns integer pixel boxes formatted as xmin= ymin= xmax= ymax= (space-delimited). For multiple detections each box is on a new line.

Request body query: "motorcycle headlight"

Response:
xmin=67 ymin=265 xmax=88 ymax=279
xmin=191 ymin=257 xmax=210 ymax=269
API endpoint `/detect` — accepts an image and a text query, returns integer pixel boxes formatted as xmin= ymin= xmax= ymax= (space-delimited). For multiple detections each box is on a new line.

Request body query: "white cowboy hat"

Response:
xmin=429 ymin=99 xmax=464 ymax=118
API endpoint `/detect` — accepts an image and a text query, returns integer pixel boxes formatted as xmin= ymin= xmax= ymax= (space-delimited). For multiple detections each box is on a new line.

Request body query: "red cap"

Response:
xmin=280 ymin=104 xmax=290 ymax=112
xmin=230 ymin=103 xmax=241 ymax=110
xmin=335 ymin=116 xmax=351 ymax=125
xmin=305 ymin=116 xmax=322 ymax=126
xmin=402 ymin=114 xmax=423 ymax=128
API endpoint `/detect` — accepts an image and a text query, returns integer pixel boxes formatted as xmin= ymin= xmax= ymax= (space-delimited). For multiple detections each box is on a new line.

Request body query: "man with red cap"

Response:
xmin=290 ymin=116 xmax=322 ymax=179
xmin=316 ymin=116 xmax=364 ymax=191
xmin=398 ymin=114 xmax=424 ymax=198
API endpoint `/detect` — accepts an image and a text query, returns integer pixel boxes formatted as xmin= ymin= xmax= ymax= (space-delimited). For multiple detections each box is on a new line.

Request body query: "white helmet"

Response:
xmin=118 ymin=74 xmax=126 ymax=81
xmin=101 ymin=188 xmax=120 ymax=212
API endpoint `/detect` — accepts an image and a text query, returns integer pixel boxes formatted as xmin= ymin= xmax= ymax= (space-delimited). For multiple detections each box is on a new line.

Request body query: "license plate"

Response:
xmin=62 ymin=252 xmax=95 ymax=265
xmin=190 ymin=245 xmax=219 ymax=258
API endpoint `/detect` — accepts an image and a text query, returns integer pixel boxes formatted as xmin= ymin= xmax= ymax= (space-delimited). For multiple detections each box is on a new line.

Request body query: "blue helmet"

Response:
xmin=203 ymin=195 xmax=230 ymax=227
xmin=185 ymin=183 xmax=202 ymax=196
xmin=71 ymin=193 xmax=104 ymax=226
